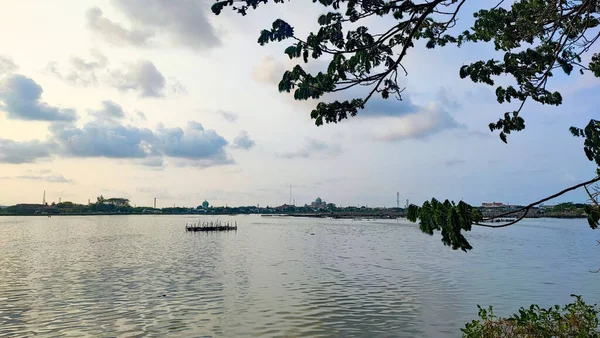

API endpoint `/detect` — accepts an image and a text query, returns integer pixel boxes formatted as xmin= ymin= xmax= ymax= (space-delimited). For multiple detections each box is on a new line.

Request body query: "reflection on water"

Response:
xmin=0 ymin=215 xmax=598 ymax=337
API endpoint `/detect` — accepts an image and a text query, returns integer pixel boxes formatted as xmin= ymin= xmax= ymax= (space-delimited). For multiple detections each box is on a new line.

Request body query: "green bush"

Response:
xmin=462 ymin=295 xmax=599 ymax=338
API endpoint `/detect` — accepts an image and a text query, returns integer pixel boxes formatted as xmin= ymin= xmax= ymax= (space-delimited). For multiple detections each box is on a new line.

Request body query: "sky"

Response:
xmin=0 ymin=0 xmax=597 ymax=208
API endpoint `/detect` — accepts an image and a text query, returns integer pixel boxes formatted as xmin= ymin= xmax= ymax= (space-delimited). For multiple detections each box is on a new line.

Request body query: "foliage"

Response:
xmin=407 ymin=199 xmax=482 ymax=251
xmin=4 ymin=204 xmax=58 ymax=215
xmin=462 ymin=295 xmax=600 ymax=338
xmin=212 ymin=0 xmax=600 ymax=250
xmin=88 ymin=196 xmax=131 ymax=213
xmin=584 ymin=183 xmax=600 ymax=229
xmin=571 ymin=119 xmax=600 ymax=175
xmin=104 ymin=198 xmax=131 ymax=208
xmin=546 ymin=202 xmax=585 ymax=211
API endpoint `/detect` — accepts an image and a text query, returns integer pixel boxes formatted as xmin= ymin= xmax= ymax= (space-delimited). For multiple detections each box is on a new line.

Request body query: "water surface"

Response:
xmin=1 ymin=215 xmax=598 ymax=337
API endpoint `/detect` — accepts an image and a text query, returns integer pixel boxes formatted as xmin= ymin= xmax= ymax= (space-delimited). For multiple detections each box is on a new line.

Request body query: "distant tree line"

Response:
xmin=0 ymin=198 xmax=590 ymax=218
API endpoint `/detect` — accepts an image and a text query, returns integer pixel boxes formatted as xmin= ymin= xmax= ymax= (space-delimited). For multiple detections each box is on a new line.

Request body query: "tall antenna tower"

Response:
xmin=397 ymin=192 xmax=400 ymax=208
xmin=154 ymin=197 xmax=157 ymax=209
xmin=406 ymin=199 xmax=409 ymax=209
xmin=42 ymin=191 xmax=46 ymax=205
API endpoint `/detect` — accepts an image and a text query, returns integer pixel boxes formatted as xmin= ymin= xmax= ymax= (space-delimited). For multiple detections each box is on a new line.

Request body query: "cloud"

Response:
xmin=46 ymin=50 xmax=108 ymax=86
xmin=374 ymin=103 xmax=465 ymax=142
xmin=0 ymin=169 xmax=73 ymax=183
xmin=3 ymin=101 xmax=233 ymax=169
xmin=109 ymin=60 xmax=166 ymax=97
xmin=0 ymin=75 xmax=77 ymax=121
xmin=15 ymin=173 xmax=73 ymax=183
xmin=114 ymin=0 xmax=221 ymax=50
xmin=52 ymin=121 xmax=156 ymax=159
xmin=48 ymin=54 xmax=174 ymax=98
xmin=437 ymin=87 xmax=460 ymax=110
xmin=89 ymin=100 xmax=125 ymax=120
xmin=86 ymin=7 xmax=153 ymax=46
xmin=87 ymin=0 xmax=221 ymax=50
xmin=155 ymin=121 xmax=231 ymax=166
xmin=170 ymin=80 xmax=188 ymax=95
xmin=0 ymin=139 xmax=54 ymax=164
xmin=232 ymin=130 xmax=255 ymax=150
xmin=278 ymin=138 xmax=343 ymax=159
xmin=361 ymin=96 xmax=420 ymax=118
xmin=216 ymin=110 xmax=239 ymax=122
xmin=0 ymin=56 xmax=18 ymax=75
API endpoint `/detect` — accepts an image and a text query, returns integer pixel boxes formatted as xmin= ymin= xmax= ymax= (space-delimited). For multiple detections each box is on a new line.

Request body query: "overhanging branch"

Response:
xmin=475 ymin=175 xmax=600 ymax=228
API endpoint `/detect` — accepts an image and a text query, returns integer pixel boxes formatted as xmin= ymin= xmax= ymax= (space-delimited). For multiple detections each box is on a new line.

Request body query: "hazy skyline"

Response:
xmin=0 ymin=0 xmax=597 ymax=208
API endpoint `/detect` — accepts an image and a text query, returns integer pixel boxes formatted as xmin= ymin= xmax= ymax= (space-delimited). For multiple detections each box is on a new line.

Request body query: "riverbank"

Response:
xmin=1 ymin=211 xmax=586 ymax=220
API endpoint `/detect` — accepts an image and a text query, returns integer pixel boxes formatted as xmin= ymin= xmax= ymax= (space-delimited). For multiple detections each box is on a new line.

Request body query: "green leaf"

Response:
xmin=499 ymin=132 xmax=507 ymax=143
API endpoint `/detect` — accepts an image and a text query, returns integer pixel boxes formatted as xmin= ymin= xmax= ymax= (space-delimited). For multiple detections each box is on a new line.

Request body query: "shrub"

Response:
xmin=462 ymin=295 xmax=599 ymax=338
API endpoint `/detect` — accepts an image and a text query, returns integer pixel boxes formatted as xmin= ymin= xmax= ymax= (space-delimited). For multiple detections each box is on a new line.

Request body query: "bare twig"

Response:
xmin=584 ymin=184 xmax=600 ymax=209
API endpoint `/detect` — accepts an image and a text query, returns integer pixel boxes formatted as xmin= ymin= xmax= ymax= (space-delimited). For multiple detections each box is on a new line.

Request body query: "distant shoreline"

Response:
xmin=0 ymin=212 xmax=588 ymax=219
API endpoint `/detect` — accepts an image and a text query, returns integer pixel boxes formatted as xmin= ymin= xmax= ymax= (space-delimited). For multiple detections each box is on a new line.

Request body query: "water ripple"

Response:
xmin=0 ymin=215 xmax=598 ymax=337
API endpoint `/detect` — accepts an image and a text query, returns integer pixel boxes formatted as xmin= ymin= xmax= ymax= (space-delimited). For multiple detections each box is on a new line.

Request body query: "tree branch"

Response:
xmin=475 ymin=176 xmax=600 ymax=228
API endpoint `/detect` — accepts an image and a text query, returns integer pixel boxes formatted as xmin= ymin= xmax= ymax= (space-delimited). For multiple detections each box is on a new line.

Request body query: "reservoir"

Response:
xmin=1 ymin=215 xmax=597 ymax=337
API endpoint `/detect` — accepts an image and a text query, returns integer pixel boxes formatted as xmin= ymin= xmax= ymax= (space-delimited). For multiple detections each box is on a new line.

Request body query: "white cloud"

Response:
xmin=374 ymin=103 xmax=464 ymax=141
xmin=232 ymin=130 xmax=255 ymax=150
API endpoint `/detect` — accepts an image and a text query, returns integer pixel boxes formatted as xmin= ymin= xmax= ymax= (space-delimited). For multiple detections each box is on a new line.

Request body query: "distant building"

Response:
xmin=202 ymin=200 xmax=210 ymax=209
xmin=309 ymin=197 xmax=334 ymax=210
xmin=482 ymin=202 xmax=505 ymax=208
xmin=311 ymin=197 xmax=326 ymax=209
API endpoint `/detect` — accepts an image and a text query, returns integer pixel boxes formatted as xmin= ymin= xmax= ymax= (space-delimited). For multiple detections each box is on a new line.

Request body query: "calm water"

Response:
xmin=0 ymin=215 xmax=598 ymax=337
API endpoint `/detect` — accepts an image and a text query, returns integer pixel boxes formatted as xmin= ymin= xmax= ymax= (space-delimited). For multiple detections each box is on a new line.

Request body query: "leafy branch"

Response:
xmin=407 ymin=176 xmax=600 ymax=251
